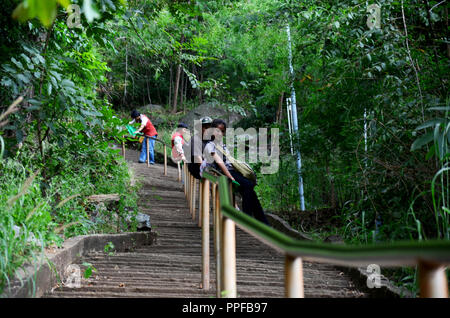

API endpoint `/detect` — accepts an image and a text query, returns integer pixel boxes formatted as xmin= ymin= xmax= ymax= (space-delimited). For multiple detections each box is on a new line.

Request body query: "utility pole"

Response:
xmin=286 ymin=23 xmax=306 ymax=211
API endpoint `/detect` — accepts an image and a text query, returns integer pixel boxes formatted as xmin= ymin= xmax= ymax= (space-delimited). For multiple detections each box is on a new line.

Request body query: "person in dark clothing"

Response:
xmin=203 ymin=119 xmax=270 ymax=226
xmin=185 ymin=116 xmax=213 ymax=179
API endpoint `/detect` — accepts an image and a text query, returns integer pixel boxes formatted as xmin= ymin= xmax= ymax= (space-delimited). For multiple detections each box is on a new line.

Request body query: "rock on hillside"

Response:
xmin=137 ymin=104 xmax=164 ymax=114
xmin=180 ymin=101 xmax=245 ymax=129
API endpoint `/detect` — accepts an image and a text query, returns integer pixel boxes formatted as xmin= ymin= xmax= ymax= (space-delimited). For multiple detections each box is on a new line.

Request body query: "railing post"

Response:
xmin=191 ymin=178 xmax=197 ymax=220
xmin=285 ymin=255 xmax=304 ymax=298
xmin=185 ymin=165 xmax=189 ymax=198
xmin=177 ymin=162 xmax=181 ymax=182
xmin=189 ymin=174 xmax=194 ymax=215
xmin=182 ymin=164 xmax=186 ymax=194
xmin=212 ymin=183 xmax=216 ymax=246
xmin=185 ymin=166 xmax=187 ymax=196
xmin=215 ymin=185 xmax=222 ymax=298
xmin=201 ymin=179 xmax=210 ymax=290
xmin=164 ymin=144 xmax=167 ymax=176
xmin=221 ymin=215 xmax=236 ymax=298
xmin=419 ymin=260 xmax=449 ymax=298
xmin=198 ymin=180 xmax=203 ymax=228
xmin=146 ymin=137 xmax=149 ymax=167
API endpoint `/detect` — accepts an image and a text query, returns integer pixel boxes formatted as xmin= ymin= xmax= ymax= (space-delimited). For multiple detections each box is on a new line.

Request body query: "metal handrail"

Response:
xmin=182 ymin=165 xmax=450 ymax=298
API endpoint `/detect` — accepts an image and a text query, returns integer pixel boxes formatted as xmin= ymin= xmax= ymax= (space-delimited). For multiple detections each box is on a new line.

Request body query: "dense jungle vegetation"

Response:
xmin=0 ymin=0 xmax=448 ymax=295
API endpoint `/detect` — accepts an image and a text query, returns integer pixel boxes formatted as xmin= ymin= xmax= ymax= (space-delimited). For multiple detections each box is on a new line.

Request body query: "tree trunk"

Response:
xmin=157 ymin=83 xmax=161 ymax=105
xmin=123 ymin=42 xmax=128 ymax=107
xmin=423 ymin=0 xmax=446 ymax=93
xmin=326 ymin=159 xmax=336 ymax=209
xmin=276 ymin=92 xmax=284 ymax=124
xmin=199 ymin=67 xmax=203 ymax=104
xmin=183 ymin=69 xmax=188 ymax=112
xmin=172 ymin=35 xmax=185 ymax=113
xmin=168 ymin=64 xmax=173 ymax=109
xmin=172 ymin=64 xmax=182 ymax=113
xmin=146 ymin=71 xmax=152 ymax=105
xmin=179 ymin=70 xmax=185 ymax=112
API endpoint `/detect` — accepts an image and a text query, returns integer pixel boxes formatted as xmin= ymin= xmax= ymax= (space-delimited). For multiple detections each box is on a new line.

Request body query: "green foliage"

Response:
xmin=82 ymin=262 xmax=97 ymax=279
xmin=13 ymin=0 xmax=71 ymax=28
xmin=12 ymin=0 xmax=127 ymax=27
xmin=104 ymin=241 xmax=115 ymax=255
xmin=0 ymin=0 xmax=138 ymax=294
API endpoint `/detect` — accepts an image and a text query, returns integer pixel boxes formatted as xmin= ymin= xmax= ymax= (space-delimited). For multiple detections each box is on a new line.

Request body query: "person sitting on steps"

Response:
xmin=129 ymin=109 xmax=158 ymax=164
xmin=202 ymin=119 xmax=270 ymax=226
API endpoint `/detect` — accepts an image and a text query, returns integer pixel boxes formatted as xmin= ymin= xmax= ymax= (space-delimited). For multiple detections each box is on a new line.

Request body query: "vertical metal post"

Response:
xmin=177 ymin=162 xmax=181 ymax=182
xmin=286 ymin=23 xmax=305 ymax=211
xmin=285 ymin=255 xmax=304 ymax=298
xmin=286 ymin=98 xmax=294 ymax=155
xmin=419 ymin=260 xmax=448 ymax=298
xmin=201 ymin=179 xmax=210 ymax=290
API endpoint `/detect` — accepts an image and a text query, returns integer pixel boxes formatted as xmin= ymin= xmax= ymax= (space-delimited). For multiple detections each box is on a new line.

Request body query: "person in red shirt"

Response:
xmin=130 ymin=110 xmax=158 ymax=164
xmin=171 ymin=123 xmax=189 ymax=163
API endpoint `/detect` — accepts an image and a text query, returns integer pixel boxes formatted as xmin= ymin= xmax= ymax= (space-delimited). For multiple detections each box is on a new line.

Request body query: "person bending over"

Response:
xmin=130 ymin=110 xmax=158 ymax=164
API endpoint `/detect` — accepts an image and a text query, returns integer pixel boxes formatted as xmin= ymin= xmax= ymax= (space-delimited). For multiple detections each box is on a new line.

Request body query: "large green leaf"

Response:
xmin=416 ymin=119 xmax=445 ymax=131
xmin=12 ymin=0 xmax=58 ymax=28
xmin=428 ymin=106 xmax=450 ymax=112
xmin=411 ymin=132 xmax=434 ymax=151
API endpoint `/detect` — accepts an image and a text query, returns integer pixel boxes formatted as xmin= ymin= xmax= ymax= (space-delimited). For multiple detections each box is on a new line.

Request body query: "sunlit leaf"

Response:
xmin=83 ymin=0 xmax=100 ymax=22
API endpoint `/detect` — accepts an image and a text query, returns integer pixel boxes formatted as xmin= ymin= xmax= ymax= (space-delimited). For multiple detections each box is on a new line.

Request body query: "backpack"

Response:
xmin=215 ymin=144 xmax=257 ymax=183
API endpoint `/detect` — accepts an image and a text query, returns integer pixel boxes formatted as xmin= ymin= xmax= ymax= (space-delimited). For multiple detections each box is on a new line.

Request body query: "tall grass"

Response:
xmin=0 ymin=159 xmax=46 ymax=294
xmin=0 ymin=139 xmax=140 ymax=295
